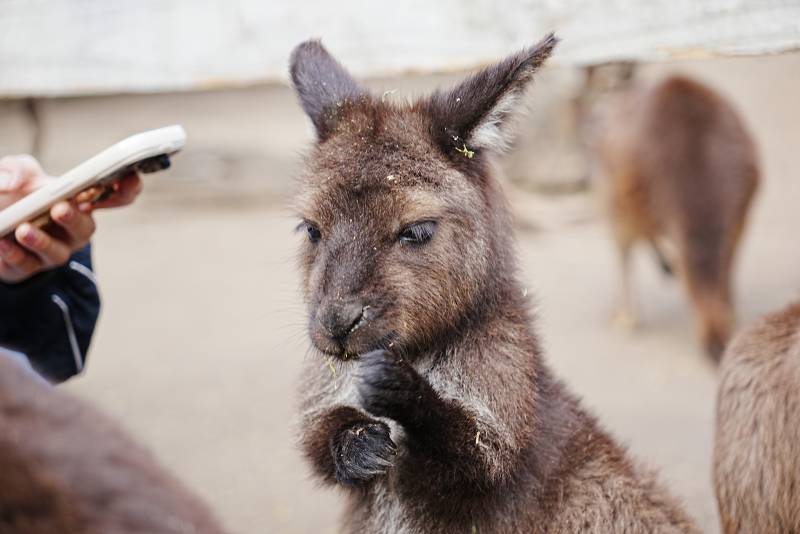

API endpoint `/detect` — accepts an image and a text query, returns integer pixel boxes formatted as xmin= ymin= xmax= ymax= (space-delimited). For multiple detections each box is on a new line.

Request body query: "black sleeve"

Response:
xmin=0 ymin=245 xmax=101 ymax=383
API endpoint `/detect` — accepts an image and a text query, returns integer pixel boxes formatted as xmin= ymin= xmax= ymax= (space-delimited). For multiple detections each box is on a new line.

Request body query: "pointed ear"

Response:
xmin=289 ymin=40 xmax=366 ymax=140
xmin=422 ymin=33 xmax=558 ymax=159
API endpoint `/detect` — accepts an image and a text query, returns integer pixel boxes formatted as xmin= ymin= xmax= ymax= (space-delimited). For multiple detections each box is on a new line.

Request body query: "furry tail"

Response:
xmin=681 ymin=235 xmax=734 ymax=363
xmin=688 ymin=288 xmax=732 ymax=363
xmin=700 ymin=307 xmax=729 ymax=363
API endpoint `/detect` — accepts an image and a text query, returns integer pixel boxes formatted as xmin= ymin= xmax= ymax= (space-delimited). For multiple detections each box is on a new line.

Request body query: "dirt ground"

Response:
xmin=9 ymin=52 xmax=793 ymax=533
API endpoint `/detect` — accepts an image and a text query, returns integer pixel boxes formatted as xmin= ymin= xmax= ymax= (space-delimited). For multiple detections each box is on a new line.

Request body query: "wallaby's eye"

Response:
xmin=306 ymin=224 xmax=322 ymax=243
xmin=399 ymin=221 xmax=437 ymax=245
xmin=298 ymin=221 xmax=321 ymax=243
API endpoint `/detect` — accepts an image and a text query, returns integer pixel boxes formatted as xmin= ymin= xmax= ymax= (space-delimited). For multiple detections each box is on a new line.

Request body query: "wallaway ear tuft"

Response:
xmin=289 ymin=40 xmax=366 ymax=141
xmin=422 ymin=33 xmax=558 ymax=159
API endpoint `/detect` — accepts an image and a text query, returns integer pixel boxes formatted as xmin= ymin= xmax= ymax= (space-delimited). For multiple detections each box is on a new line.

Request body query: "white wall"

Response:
xmin=0 ymin=0 xmax=798 ymax=97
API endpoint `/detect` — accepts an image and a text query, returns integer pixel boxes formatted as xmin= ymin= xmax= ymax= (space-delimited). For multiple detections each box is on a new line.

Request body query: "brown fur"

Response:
xmin=290 ymin=36 xmax=697 ymax=533
xmin=592 ymin=75 xmax=759 ymax=362
xmin=714 ymin=300 xmax=800 ymax=533
xmin=0 ymin=356 xmax=228 ymax=534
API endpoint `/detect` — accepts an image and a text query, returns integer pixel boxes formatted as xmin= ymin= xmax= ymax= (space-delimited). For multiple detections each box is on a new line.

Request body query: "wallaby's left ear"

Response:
xmin=422 ymin=33 xmax=558 ymax=159
xmin=290 ymin=40 xmax=366 ymax=141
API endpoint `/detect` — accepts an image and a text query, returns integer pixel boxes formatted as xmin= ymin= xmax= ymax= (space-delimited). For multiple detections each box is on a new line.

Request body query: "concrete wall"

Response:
xmin=1 ymin=0 xmax=798 ymax=97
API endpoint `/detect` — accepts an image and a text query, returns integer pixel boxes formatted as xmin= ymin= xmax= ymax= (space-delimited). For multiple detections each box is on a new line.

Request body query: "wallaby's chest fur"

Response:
xmin=290 ymin=35 xmax=697 ymax=533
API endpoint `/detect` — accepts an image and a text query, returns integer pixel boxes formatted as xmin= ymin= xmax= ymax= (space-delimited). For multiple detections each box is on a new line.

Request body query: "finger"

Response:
xmin=0 ymin=155 xmax=46 ymax=193
xmin=85 ymin=173 xmax=142 ymax=211
xmin=15 ymin=223 xmax=72 ymax=268
xmin=0 ymin=154 xmax=44 ymax=175
xmin=0 ymin=170 xmax=17 ymax=191
xmin=0 ymin=238 xmax=42 ymax=281
xmin=51 ymin=201 xmax=96 ymax=247
xmin=0 ymin=158 xmax=25 ymax=192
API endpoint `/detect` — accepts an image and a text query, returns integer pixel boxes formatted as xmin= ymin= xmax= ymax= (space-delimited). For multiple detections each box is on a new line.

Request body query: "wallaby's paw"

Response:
xmin=612 ymin=307 xmax=639 ymax=332
xmin=356 ymin=349 xmax=423 ymax=419
xmin=331 ymin=421 xmax=396 ymax=486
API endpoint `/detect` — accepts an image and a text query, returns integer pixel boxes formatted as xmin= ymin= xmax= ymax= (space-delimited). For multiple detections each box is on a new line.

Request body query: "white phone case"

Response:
xmin=0 ymin=125 xmax=186 ymax=237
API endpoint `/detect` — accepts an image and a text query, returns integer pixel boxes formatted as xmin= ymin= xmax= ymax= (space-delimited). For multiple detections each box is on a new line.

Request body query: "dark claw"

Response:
xmin=331 ymin=421 xmax=396 ymax=486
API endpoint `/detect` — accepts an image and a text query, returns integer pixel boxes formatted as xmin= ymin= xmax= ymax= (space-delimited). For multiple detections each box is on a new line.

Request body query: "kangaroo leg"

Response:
xmin=650 ymin=239 xmax=674 ymax=277
xmin=612 ymin=237 xmax=639 ymax=331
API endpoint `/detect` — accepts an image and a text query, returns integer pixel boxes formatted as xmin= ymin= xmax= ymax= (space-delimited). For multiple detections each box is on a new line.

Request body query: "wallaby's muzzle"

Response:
xmin=318 ymin=299 xmax=366 ymax=343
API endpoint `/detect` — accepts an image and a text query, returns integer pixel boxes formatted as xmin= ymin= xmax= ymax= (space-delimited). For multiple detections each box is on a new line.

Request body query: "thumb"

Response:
xmin=0 ymin=170 xmax=21 ymax=192
xmin=0 ymin=155 xmax=47 ymax=194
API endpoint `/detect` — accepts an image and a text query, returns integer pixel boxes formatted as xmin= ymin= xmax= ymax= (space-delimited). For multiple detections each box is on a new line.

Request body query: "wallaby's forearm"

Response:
xmin=302 ymin=404 xmax=396 ymax=487
xmin=357 ymin=351 xmax=513 ymax=492
xmin=302 ymin=406 xmax=370 ymax=482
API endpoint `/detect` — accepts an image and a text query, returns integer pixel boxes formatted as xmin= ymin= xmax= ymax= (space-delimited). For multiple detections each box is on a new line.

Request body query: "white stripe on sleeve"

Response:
xmin=50 ymin=294 xmax=84 ymax=373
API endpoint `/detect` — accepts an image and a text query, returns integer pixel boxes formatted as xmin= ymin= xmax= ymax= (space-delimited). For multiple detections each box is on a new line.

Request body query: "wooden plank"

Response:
xmin=0 ymin=0 xmax=798 ymax=97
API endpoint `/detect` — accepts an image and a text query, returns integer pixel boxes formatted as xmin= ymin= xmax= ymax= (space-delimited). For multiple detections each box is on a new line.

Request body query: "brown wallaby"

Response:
xmin=591 ymin=75 xmax=759 ymax=362
xmin=290 ymin=35 xmax=698 ymax=533
xmin=0 ymin=355 xmax=228 ymax=534
xmin=714 ymin=300 xmax=800 ymax=533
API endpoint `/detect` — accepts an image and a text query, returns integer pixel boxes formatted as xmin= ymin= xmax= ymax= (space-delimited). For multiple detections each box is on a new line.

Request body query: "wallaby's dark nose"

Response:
xmin=320 ymin=300 xmax=365 ymax=342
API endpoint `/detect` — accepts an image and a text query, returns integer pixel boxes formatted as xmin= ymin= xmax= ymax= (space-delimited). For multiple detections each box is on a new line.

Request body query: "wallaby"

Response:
xmin=714 ymin=300 xmax=800 ymax=533
xmin=290 ymin=35 xmax=698 ymax=533
xmin=591 ymin=75 xmax=759 ymax=362
xmin=0 ymin=355 xmax=228 ymax=534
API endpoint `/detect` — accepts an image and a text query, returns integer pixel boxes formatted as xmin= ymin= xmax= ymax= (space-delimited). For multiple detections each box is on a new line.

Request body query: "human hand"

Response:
xmin=0 ymin=155 xmax=142 ymax=283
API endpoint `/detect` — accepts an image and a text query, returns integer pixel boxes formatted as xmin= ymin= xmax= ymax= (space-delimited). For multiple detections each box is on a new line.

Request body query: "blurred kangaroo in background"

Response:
xmin=0 ymin=355 xmax=228 ymax=534
xmin=290 ymin=35 xmax=698 ymax=533
xmin=714 ymin=300 xmax=800 ymax=533
xmin=590 ymin=74 xmax=759 ymax=362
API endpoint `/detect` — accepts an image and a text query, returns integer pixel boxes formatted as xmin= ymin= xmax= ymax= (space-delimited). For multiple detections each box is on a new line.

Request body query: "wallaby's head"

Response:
xmin=290 ymin=35 xmax=557 ymax=360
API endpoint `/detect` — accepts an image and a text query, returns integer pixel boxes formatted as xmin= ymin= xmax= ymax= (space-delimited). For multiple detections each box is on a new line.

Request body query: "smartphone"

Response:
xmin=0 ymin=125 xmax=187 ymax=238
